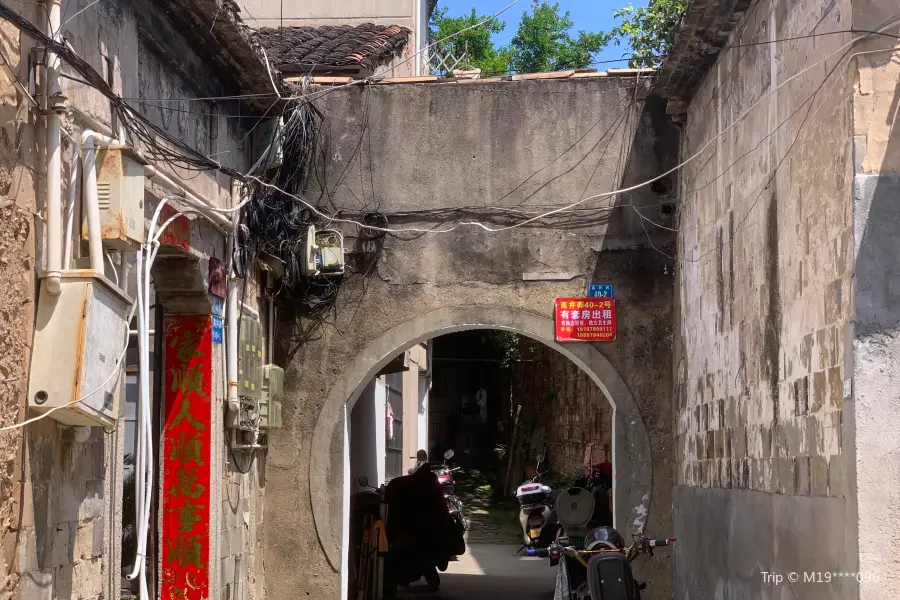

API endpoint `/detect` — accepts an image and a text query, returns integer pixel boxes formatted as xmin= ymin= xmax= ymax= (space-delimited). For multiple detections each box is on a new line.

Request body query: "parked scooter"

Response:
xmin=432 ymin=449 xmax=469 ymax=532
xmin=376 ymin=460 xmax=465 ymax=598
xmin=516 ymin=453 xmax=553 ymax=550
xmin=529 ymin=527 xmax=675 ymax=600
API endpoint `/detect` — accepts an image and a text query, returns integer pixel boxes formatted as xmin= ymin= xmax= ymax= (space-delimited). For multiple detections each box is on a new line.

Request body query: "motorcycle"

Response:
xmin=529 ymin=527 xmax=675 ymax=600
xmin=374 ymin=462 xmax=465 ymax=598
xmin=516 ymin=453 xmax=553 ymax=550
xmin=432 ymin=449 xmax=469 ymax=532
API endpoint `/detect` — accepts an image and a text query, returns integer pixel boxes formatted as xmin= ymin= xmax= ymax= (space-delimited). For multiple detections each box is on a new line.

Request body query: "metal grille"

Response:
xmin=385 ymin=373 xmax=404 ymax=480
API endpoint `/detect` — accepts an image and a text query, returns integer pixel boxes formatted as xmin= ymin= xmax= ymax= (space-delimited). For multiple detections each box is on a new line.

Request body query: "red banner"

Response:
xmin=555 ymin=298 xmax=617 ymax=342
xmin=162 ymin=315 xmax=212 ymax=599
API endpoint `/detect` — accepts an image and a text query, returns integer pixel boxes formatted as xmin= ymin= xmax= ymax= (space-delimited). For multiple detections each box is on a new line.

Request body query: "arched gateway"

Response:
xmin=264 ymin=75 xmax=677 ymax=600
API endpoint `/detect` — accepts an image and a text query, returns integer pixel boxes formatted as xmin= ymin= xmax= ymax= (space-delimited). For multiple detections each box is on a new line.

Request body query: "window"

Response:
xmin=384 ymin=373 xmax=404 ymax=480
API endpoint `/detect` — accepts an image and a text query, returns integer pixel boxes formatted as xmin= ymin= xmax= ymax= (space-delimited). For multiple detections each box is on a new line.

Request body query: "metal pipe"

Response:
xmin=44 ymin=0 xmax=63 ymax=294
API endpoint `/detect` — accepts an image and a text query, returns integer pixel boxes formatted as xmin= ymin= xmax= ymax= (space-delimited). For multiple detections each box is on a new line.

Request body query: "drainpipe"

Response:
xmin=80 ymin=130 xmax=119 ymax=272
xmin=44 ymin=0 xmax=64 ymax=294
xmin=226 ymin=181 xmax=241 ymax=413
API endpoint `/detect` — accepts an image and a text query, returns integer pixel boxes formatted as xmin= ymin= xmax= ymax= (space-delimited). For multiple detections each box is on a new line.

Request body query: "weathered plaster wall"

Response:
xmin=268 ymin=77 xmax=677 ymax=600
xmin=673 ymin=0 xmax=858 ymax=597
xmin=3 ymin=0 xmax=272 ymax=599
xmin=850 ymin=2 xmax=900 ymax=597
xmin=0 ymin=7 xmax=36 ymax=599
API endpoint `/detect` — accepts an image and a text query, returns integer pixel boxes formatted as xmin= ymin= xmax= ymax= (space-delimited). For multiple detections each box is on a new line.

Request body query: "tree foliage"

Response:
xmin=428 ymin=5 xmax=511 ymax=75
xmin=428 ymin=0 xmax=688 ymax=75
xmin=429 ymin=1 xmax=605 ymax=75
xmin=600 ymin=0 xmax=688 ymax=68
xmin=508 ymin=2 xmax=607 ymax=73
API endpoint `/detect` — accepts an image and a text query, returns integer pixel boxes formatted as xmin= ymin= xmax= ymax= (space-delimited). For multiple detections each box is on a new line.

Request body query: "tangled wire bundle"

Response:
xmin=238 ymin=92 xmax=343 ymax=308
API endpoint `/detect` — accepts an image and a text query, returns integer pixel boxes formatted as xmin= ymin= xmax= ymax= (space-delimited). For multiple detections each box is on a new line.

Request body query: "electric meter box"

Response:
xmin=301 ymin=225 xmax=345 ymax=277
xmin=81 ymin=147 xmax=146 ymax=250
xmin=259 ymin=364 xmax=283 ymax=429
xmin=239 ymin=316 xmax=264 ymax=399
xmin=28 ymin=271 xmax=131 ymax=428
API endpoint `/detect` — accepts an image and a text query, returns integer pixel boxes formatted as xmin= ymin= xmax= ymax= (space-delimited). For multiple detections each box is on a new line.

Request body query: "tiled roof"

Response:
xmin=254 ymin=24 xmax=411 ymax=73
xmin=654 ymin=0 xmax=754 ymax=105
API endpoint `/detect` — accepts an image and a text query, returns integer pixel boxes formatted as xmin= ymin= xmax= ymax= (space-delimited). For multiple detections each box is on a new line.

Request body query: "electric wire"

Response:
xmin=246 ymin=19 xmax=900 ymax=237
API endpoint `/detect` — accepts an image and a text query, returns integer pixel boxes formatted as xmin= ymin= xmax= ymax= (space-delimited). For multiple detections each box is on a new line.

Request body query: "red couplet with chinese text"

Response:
xmin=162 ymin=315 xmax=213 ymax=599
xmin=554 ymin=298 xmax=617 ymax=342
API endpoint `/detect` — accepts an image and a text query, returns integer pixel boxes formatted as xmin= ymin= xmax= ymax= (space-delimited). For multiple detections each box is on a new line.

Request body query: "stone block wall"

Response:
xmin=16 ymin=425 xmax=118 ymax=600
xmin=513 ymin=344 xmax=613 ymax=477
xmin=219 ymin=457 xmax=266 ymax=600
xmin=672 ymin=0 xmax=858 ymax=596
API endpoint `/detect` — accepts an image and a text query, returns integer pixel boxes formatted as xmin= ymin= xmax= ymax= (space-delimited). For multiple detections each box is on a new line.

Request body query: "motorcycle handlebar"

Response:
xmin=526 ymin=547 xmax=550 ymax=558
xmin=648 ymin=538 xmax=676 ymax=548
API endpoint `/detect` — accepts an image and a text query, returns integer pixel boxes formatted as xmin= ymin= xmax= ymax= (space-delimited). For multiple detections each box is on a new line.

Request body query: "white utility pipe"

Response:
xmin=44 ymin=0 xmax=63 ymax=295
xmin=62 ymin=157 xmax=79 ymax=269
xmin=145 ymin=165 xmax=232 ymax=230
xmin=80 ymin=130 xmax=120 ymax=272
xmin=226 ymin=182 xmax=241 ymax=413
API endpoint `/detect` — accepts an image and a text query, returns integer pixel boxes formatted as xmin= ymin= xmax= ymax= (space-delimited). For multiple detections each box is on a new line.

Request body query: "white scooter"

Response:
xmin=515 ymin=453 xmax=553 ymax=550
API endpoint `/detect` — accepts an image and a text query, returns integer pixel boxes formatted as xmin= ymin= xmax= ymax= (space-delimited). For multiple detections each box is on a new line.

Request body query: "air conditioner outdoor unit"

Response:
xmin=301 ymin=225 xmax=345 ymax=277
xmin=27 ymin=271 xmax=131 ymax=427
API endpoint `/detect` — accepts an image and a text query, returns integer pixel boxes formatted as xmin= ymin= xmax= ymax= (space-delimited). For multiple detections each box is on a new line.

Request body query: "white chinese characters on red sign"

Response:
xmin=555 ymin=298 xmax=617 ymax=342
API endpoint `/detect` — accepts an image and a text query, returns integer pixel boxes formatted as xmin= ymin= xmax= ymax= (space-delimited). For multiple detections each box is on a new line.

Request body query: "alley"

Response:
xmin=397 ymin=544 xmax=555 ymax=600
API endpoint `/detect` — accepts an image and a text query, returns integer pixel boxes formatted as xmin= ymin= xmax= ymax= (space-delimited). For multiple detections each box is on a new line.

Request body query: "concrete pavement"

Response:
xmin=397 ymin=543 xmax=556 ymax=600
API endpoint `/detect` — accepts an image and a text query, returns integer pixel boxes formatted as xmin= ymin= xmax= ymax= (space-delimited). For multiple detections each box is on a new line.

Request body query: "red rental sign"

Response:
xmin=555 ymin=298 xmax=617 ymax=342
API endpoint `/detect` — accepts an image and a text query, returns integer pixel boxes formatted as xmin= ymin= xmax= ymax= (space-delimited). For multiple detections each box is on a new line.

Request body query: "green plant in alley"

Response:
xmin=600 ymin=0 xmax=688 ymax=67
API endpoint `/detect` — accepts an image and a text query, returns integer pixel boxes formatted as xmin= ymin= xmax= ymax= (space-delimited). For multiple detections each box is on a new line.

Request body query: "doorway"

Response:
xmin=346 ymin=330 xmax=615 ymax=600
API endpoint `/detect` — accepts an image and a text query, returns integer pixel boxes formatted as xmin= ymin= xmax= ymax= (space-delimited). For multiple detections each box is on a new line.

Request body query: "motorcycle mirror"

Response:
xmin=444 ymin=449 xmax=455 ymax=460
xmin=536 ymin=453 xmax=545 ymax=463
xmin=357 ymin=476 xmax=369 ymax=488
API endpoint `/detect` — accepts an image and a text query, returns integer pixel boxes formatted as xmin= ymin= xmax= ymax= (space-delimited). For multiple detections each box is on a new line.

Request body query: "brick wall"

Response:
xmin=513 ymin=344 xmax=612 ymax=477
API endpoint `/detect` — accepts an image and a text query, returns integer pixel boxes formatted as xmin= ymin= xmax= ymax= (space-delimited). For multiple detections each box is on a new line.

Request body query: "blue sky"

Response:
xmin=437 ymin=0 xmax=650 ymax=67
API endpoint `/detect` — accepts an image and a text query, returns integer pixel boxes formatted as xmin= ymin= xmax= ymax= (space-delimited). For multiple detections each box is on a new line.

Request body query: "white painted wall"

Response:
xmin=349 ymin=381 xmax=388 ymax=492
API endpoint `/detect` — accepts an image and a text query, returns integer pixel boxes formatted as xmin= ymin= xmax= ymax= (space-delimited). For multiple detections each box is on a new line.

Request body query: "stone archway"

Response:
xmin=308 ymin=305 xmax=653 ymax=573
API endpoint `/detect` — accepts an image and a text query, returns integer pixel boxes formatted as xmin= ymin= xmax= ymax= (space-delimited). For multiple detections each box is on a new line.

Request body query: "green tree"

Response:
xmin=428 ymin=6 xmax=511 ymax=75
xmin=601 ymin=0 xmax=688 ymax=67
xmin=508 ymin=1 xmax=607 ymax=73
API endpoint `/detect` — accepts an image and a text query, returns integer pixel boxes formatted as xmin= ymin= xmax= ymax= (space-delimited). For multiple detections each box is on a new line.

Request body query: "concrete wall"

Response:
xmin=673 ymin=0 xmax=859 ymax=597
xmin=237 ymin=0 xmax=429 ymax=76
xmin=267 ymin=76 xmax=678 ymax=600
xmin=850 ymin=2 xmax=900 ymax=597
xmin=401 ymin=344 xmax=429 ymax=472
